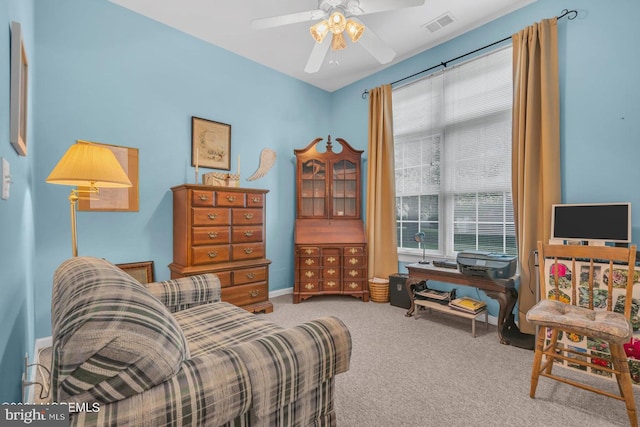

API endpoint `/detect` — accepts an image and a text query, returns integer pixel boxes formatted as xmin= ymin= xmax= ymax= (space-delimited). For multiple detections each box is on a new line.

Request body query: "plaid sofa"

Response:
xmin=51 ymin=257 xmax=352 ymax=426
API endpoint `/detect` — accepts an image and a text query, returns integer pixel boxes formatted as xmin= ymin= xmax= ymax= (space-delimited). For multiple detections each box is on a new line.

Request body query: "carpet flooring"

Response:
xmin=262 ymin=294 xmax=639 ymax=427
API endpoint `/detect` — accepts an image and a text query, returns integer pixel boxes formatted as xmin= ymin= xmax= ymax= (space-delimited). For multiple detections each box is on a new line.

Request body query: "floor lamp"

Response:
xmin=46 ymin=140 xmax=132 ymax=257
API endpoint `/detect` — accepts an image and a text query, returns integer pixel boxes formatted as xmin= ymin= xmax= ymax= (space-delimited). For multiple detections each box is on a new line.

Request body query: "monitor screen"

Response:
xmin=551 ymin=203 xmax=631 ymax=243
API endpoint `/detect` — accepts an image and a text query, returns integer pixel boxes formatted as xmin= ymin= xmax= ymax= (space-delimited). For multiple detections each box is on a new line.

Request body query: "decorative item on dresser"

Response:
xmin=293 ymin=136 xmax=368 ymax=303
xmin=169 ymin=184 xmax=272 ymax=313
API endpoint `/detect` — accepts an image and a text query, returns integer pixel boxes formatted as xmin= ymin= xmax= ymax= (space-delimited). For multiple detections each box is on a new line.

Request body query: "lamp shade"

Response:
xmin=46 ymin=140 xmax=132 ymax=188
xmin=310 ymin=20 xmax=330 ymax=43
xmin=345 ymin=19 xmax=365 ymax=42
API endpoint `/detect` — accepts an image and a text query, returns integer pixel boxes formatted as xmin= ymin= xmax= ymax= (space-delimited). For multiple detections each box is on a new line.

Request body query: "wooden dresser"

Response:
xmin=169 ymin=184 xmax=272 ymax=313
xmin=293 ymin=137 xmax=369 ymax=303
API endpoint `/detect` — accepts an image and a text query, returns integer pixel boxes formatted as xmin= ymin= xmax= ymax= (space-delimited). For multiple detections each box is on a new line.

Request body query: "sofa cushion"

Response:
xmin=174 ymin=301 xmax=283 ymax=356
xmin=51 ymin=257 xmax=189 ymax=404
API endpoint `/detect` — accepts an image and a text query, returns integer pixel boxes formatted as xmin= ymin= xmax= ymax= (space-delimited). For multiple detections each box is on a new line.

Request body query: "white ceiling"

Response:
xmin=108 ymin=0 xmax=537 ymax=92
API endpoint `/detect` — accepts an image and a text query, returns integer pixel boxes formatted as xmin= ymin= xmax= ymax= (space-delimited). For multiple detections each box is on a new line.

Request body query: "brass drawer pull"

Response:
xmin=198 ymin=194 xmax=209 ymax=201
xmin=349 ymin=270 xmax=358 ymax=277
xmin=348 ymin=282 xmax=358 ymax=289
xmin=326 ymin=281 xmax=336 ymax=288
xmin=244 ymin=213 xmax=254 ymax=219
xmin=208 ymin=232 xmax=218 ymax=239
xmin=227 ymin=196 xmax=237 ymax=202
xmin=249 ymin=289 xmax=260 ymax=298
xmin=244 ymin=231 xmax=254 ymax=237
xmin=208 ymin=213 xmax=218 ymax=220
xmin=208 ymin=251 xmax=218 ymax=258
xmin=246 ymin=273 xmax=255 ymax=279
xmin=327 ymin=268 xmax=336 ymax=275
xmin=305 ymin=259 xmax=315 ymax=266
xmin=305 ymin=271 xmax=315 ymax=278
xmin=349 ymin=258 xmax=359 ymax=265
xmin=244 ymin=248 xmax=254 ymax=254
xmin=349 ymin=248 xmax=359 ymax=254
xmin=305 ymin=248 xmax=314 ymax=255
xmin=305 ymin=283 xmax=315 ymax=290
xmin=251 ymin=196 xmax=261 ymax=203
xmin=327 ymin=256 xmax=336 ymax=263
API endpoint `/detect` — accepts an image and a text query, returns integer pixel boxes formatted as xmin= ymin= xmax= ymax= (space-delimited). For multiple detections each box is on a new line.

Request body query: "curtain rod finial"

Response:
xmin=362 ymin=89 xmax=369 ymax=99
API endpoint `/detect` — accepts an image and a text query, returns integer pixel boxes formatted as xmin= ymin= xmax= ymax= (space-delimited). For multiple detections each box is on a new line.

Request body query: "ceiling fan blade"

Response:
xmin=356 ymin=0 xmax=425 ymax=15
xmin=304 ymin=39 xmax=331 ymax=74
xmin=357 ymin=23 xmax=396 ymax=64
xmin=251 ymin=9 xmax=325 ymax=30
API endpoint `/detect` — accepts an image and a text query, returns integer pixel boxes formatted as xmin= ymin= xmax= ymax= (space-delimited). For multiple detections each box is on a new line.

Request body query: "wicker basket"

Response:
xmin=368 ymin=278 xmax=390 ymax=303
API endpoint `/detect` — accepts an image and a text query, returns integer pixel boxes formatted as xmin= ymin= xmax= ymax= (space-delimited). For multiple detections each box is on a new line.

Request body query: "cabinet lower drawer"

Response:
xmin=232 ymin=243 xmax=265 ymax=261
xmin=232 ymin=226 xmax=263 ymax=243
xmin=192 ymin=226 xmax=230 ymax=245
xmin=193 ymin=208 xmax=231 ymax=225
xmin=234 ymin=266 xmax=267 ymax=285
xmin=222 ymin=282 xmax=268 ymax=306
xmin=232 ymin=209 xmax=263 ymax=225
xmin=191 ymin=245 xmax=231 ymax=265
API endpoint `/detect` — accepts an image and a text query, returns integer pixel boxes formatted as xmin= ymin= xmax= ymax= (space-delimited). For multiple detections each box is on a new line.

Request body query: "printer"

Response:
xmin=456 ymin=250 xmax=517 ymax=279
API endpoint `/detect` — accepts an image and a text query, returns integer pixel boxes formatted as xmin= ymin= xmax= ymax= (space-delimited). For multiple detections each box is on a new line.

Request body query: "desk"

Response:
xmin=404 ymin=263 xmax=517 ymax=344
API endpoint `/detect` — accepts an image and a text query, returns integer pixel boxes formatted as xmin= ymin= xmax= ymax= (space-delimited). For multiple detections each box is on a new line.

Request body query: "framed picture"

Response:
xmin=116 ymin=261 xmax=155 ymax=284
xmin=192 ymin=116 xmax=231 ymax=170
xmin=10 ymin=21 xmax=28 ymax=156
xmin=78 ymin=141 xmax=139 ymax=212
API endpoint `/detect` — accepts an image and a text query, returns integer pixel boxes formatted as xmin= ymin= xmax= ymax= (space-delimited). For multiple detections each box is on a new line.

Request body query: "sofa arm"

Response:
xmin=144 ymin=274 xmax=221 ymax=313
xmin=230 ymin=316 xmax=352 ymax=420
xmin=70 ymin=348 xmax=251 ymax=427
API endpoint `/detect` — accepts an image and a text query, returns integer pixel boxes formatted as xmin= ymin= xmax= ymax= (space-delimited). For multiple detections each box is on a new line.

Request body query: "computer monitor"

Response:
xmin=550 ymin=202 xmax=631 ymax=245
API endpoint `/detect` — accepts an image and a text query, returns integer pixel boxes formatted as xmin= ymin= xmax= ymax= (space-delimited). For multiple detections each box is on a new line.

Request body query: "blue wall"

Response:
xmin=0 ymin=0 xmax=35 ymax=404
xmin=1 ymin=0 xmax=639 ymax=402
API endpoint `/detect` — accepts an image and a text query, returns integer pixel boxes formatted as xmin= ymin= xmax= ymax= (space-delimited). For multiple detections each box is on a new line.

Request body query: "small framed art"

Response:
xmin=192 ymin=116 xmax=231 ymax=170
xmin=10 ymin=21 xmax=28 ymax=156
xmin=116 ymin=261 xmax=155 ymax=284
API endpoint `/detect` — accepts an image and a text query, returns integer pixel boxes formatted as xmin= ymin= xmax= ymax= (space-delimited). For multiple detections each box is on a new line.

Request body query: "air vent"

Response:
xmin=422 ymin=12 xmax=455 ymax=33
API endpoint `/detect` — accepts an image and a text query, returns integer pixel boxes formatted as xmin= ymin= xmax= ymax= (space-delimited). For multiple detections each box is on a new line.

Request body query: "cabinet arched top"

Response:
xmin=294 ymin=135 xmax=364 ymax=159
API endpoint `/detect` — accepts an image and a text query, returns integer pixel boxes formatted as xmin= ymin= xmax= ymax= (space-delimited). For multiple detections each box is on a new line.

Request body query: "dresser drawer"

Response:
xmin=323 ymin=254 xmax=341 ymax=266
xmin=232 ymin=208 xmax=263 ymax=225
xmin=344 ymin=246 xmax=365 ymax=256
xmin=322 ymin=279 xmax=340 ymax=291
xmin=192 ymin=226 xmax=230 ymax=245
xmin=192 ymin=208 xmax=230 ymax=226
xmin=231 ymin=226 xmax=263 ymax=243
xmin=191 ymin=190 xmax=215 ymax=206
xmin=216 ymin=271 xmax=232 ymax=288
xmin=345 ymin=268 xmax=366 ymax=279
xmin=344 ymin=279 xmax=364 ymax=292
xmin=234 ymin=266 xmax=268 ymax=285
xmin=246 ymin=193 xmax=264 ymax=208
xmin=299 ymin=280 xmax=319 ymax=292
xmin=323 ymin=266 xmax=340 ymax=279
xmin=232 ymin=243 xmax=265 ymax=261
xmin=299 ymin=256 xmax=320 ymax=268
xmin=216 ymin=191 xmax=245 ymax=207
xmin=192 ymin=245 xmax=231 ymax=265
xmin=222 ymin=282 xmax=268 ymax=306
xmin=298 ymin=246 xmax=320 ymax=256
xmin=300 ymin=268 xmax=320 ymax=281
xmin=345 ymin=255 xmax=365 ymax=268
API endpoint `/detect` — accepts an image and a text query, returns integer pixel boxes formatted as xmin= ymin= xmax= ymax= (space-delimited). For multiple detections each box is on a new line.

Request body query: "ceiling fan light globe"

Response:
xmin=331 ymin=32 xmax=347 ymax=50
xmin=345 ymin=19 xmax=365 ymax=42
xmin=328 ymin=11 xmax=346 ymax=34
xmin=310 ymin=20 xmax=330 ymax=43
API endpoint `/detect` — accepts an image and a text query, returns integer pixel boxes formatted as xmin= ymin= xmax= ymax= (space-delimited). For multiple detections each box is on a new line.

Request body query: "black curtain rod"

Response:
xmin=361 ymin=8 xmax=577 ymax=99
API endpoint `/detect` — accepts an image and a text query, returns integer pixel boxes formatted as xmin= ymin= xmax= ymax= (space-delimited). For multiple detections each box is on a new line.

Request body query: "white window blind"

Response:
xmin=394 ymin=46 xmax=515 ymax=258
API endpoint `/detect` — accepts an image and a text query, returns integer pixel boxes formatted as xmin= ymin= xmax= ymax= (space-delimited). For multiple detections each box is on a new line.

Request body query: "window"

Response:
xmin=394 ymin=46 xmax=515 ymax=260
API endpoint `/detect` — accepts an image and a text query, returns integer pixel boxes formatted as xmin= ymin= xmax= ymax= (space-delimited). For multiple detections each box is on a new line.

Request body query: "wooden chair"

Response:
xmin=528 ymin=242 xmax=638 ymax=427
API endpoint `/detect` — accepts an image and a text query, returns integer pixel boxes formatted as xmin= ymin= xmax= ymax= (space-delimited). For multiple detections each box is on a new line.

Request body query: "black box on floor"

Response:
xmin=389 ymin=273 xmax=411 ymax=309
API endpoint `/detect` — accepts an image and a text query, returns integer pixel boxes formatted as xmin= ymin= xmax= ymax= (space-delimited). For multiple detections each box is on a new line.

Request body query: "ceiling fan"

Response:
xmin=251 ymin=0 xmax=426 ymax=73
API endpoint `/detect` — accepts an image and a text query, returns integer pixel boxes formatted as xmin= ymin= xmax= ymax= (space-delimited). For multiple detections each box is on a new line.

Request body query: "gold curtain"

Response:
xmin=366 ymin=84 xmax=398 ymax=279
xmin=512 ymin=18 xmax=561 ymax=334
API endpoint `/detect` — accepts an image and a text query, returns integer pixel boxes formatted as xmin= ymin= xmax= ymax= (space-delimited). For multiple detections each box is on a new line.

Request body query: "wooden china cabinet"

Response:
xmin=293 ymin=136 xmax=368 ymax=303
xmin=169 ymin=184 xmax=273 ymax=313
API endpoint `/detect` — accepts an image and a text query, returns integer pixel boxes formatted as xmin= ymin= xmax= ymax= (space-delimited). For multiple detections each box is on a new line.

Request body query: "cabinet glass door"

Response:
xmin=301 ymin=159 xmax=326 ymax=217
xmin=332 ymin=160 xmax=357 ymax=218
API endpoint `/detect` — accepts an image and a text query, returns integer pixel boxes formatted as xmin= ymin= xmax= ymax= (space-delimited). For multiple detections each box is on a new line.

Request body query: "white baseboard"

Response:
xmin=25 ymin=336 xmax=53 ymax=403
xmin=269 ymin=287 xmax=293 ymax=298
